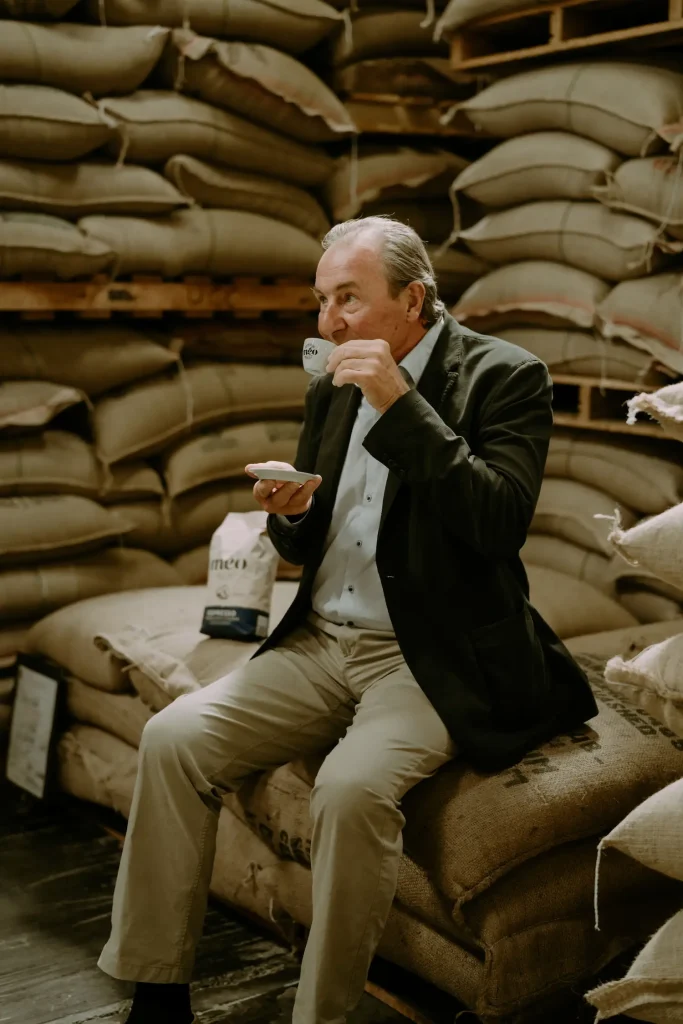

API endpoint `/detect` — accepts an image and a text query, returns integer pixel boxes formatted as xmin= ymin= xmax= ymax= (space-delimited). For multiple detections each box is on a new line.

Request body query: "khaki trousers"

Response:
xmin=98 ymin=612 xmax=456 ymax=1024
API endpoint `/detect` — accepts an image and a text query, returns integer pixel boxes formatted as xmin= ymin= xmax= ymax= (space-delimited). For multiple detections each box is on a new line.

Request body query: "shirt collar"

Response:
xmin=399 ymin=317 xmax=444 ymax=388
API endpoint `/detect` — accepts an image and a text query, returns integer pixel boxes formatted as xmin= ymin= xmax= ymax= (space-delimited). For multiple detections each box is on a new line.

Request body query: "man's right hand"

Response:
xmin=245 ymin=461 xmax=322 ymax=517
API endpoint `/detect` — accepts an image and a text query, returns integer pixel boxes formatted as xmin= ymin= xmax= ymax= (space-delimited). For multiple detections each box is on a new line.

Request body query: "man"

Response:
xmin=100 ymin=216 xmax=598 ymax=1024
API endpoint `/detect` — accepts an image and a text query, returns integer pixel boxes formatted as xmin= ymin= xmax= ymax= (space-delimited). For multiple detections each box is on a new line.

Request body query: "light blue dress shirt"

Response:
xmin=306 ymin=319 xmax=444 ymax=632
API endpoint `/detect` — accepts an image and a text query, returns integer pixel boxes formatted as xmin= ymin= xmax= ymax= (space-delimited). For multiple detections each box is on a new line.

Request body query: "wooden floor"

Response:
xmin=0 ymin=785 xmax=416 ymax=1024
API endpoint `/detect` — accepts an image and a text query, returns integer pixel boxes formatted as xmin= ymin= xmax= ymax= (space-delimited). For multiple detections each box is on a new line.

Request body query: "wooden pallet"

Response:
xmin=0 ymin=276 xmax=318 ymax=317
xmin=551 ymin=372 xmax=671 ymax=438
xmin=450 ymin=0 xmax=683 ymax=71
xmin=344 ymin=95 xmax=483 ymax=136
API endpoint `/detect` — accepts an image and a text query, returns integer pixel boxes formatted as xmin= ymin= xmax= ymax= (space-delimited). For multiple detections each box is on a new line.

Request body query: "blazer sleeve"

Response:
xmin=266 ymin=375 xmax=323 ymax=566
xmin=362 ymin=358 xmax=553 ymax=559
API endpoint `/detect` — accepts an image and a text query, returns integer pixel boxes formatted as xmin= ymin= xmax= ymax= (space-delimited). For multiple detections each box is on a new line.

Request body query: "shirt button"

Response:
xmin=348 ymin=585 xmax=354 ymax=592
xmin=346 ymin=621 xmax=355 ymax=627
xmin=356 ymin=541 xmax=362 ymax=547
xmin=366 ymin=495 xmax=372 ymax=502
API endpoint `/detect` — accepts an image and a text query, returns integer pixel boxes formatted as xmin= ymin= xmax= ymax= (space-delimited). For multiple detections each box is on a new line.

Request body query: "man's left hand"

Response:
xmin=326 ymin=339 xmax=411 ymax=415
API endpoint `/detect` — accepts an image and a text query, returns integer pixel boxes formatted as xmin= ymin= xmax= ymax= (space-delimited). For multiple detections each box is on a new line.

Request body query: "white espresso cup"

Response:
xmin=303 ymin=337 xmax=336 ymax=376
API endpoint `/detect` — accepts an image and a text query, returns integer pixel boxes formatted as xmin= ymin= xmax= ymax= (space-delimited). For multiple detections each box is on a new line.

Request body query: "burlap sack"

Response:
xmin=164 ymin=156 xmax=330 ymax=239
xmin=627 ymin=381 xmax=683 ymax=443
xmin=330 ymin=10 xmax=448 ymax=67
xmin=605 ymin=503 xmax=683 ymax=594
xmin=0 ymin=0 xmax=80 ymax=17
xmin=331 ymin=56 xmax=469 ymax=102
xmin=324 ymin=147 xmax=468 ymax=222
xmin=428 ymin=245 xmax=489 ymax=299
xmin=166 ymin=482 xmax=260 ymax=553
xmin=435 ymin=0 xmax=553 ymax=37
xmin=0 ymin=622 xmax=32 ymax=668
xmin=495 ymin=326 xmax=667 ymax=383
xmin=104 ymin=500 xmax=171 ymax=554
xmin=0 ymin=380 xmax=84 ymax=430
xmin=0 ymin=159 xmax=188 ymax=219
xmin=620 ymin=590 xmax=683 ymax=625
xmin=593 ymin=156 xmax=683 ymax=241
xmin=0 ymin=323 xmax=178 ymax=396
xmin=360 ymin=198 xmax=455 ymax=244
xmin=453 ymin=261 xmax=610 ymax=332
xmin=4 ymin=548 xmax=180 ymax=623
xmin=85 ymin=0 xmax=344 ymax=55
xmin=607 ymin=553 xmax=683 ymax=605
xmin=80 ymin=209 xmax=321 ymax=278
xmin=531 ymin=478 xmax=638 ymax=557
xmin=599 ymin=273 xmax=683 ymax=377
xmin=566 ymin=621 xmax=683 ymax=661
xmin=520 ymin=535 xmax=614 ymax=596
xmin=0 ymin=85 xmax=113 ymax=161
xmin=0 ymin=495 xmax=133 ymax=566
xmin=57 ymin=724 xmax=139 ymax=819
xmin=587 ymin=908 xmax=683 ymax=1023
xmin=171 ymin=317 xmax=312 ymax=364
xmin=93 ymin=362 xmax=308 ymax=464
xmin=99 ymin=92 xmax=334 ymax=187
xmin=453 ymin=132 xmax=622 ymax=207
xmin=527 ymin=565 xmax=637 ymax=637
xmin=66 ymin=675 xmax=154 ymax=749
xmin=545 ymin=432 xmax=683 ymax=516
xmin=459 ymin=63 xmax=683 ymax=157
xmin=598 ymin=773 xmax=683 ymax=885
xmin=162 ymin=30 xmax=355 ymax=144
xmin=0 ymin=23 xmax=169 ymax=96
xmin=164 ymin=419 xmax=301 ymax=498
xmin=28 ymin=581 xmax=297 ymax=697
xmin=100 ymin=463 xmax=165 ymax=504
xmin=459 ymin=202 xmax=676 ymax=282
xmin=0 ymin=431 xmax=102 ymax=498
xmin=0 ymin=212 xmax=115 ymax=280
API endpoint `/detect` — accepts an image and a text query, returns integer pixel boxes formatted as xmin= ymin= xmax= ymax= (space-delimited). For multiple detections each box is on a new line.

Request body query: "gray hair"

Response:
xmin=321 ymin=214 xmax=446 ymax=327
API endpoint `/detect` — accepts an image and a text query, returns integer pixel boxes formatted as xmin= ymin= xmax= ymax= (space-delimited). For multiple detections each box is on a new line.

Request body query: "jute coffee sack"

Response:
xmin=172 ymin=317 xmax=313 ymax=364
xmin=544 ymin=430 xmax=683 ymax=516
xmin=0 ymin=495 xmax=133 ymax=567
xmin=58 ymin=725 xmax=138 ymax=820
xmin=167 ymin=482 xmax=260 ymax=553
xmin=0 ymin=381 xmax=84 ymax=430
xmin=331 ymin=56 xmax=469 ymax=103
xmin=526 ymin=565 xmax=637 ymax=637
xmin=520 ymin=535 xmax=615 ymax=596
xmin=0 ymin=0 xmax=79 ymax=15
xmin=453 ymin=261 xmax=610 ymax=332
xmin=0 ymin=213 xmax=115 ymax=280
xmin=619 ymin=590 xmax=683 ymax=625
xmin=531 ymin=478 xmax=638 ymax=557
xmin=458 ymin=63 xmax=683 ymax=157
xmin=93 ymin=362 xmax=308 ymax=464
xmin=566 ymin=620 xmax=683 ymax=661
xmin=435 ymin=0 xmax=553 ymax=37
xmin=593 ymin=156 xmax=683 ymax=240
xmin=80 ymin=209 xmax=322 ymax=278
xmin=85 ymin=0 xmax=344 ymax=55
xmin=495 ymin=326 xmax=670 ymax=383
xmin=606 ymin=553 xmax=683 ymax=605
xmin=162 ymin=31 xmax=355 ymax=144
xmin=0 ymin=23 xmax=169 ymax=96
xmin=459 ymin=201 xmax=678 ymax=282
xmin=0 ymin=160 xmax=188 ymax=219
xmin=427 ymin=246 xmax=489 ymax=300
xmin=599 ymin=273 xmax=683 ymax=377
xmin=0 ymin=85 xmax=113 ymax=161
xmin=0 ymin=322 xmax=178 ymax=396
xmin=324 ymin=146 xmax=468 ymax=222
xmin=164 ymin=420 xmax=301 ymax=498
xmin=0 ymin=623 xmax=33 ymax=669
xmin=99 ymin=462 xmax=165 ymax=504
xmin=103 ymin=500 xmax=173 ymax=555
xmin=604 ymin=502 xmax=683 ymax=595
xmin=164 ymin=157 xmax=330 ymax=239
xmin=598 ymin=774 xmax=683 ymax=885
xmin=627 ymin=380 xmax=683 ymax=443
xmin=359 ymin=199 xmax=456 ymax=245
xmin=453 ymin=132 xmax=622 ymax=207
xmin=330 ymin=10 xmax=448 ymax=67
xmin=6 ymin=548 xmax=179 ymax=623
xmin=0 ymin=432 xmax=102 ymax=498
xmin=66 ymin=676 xmax=153 ymax=750
xmin=586 ymin=907 xmax=683 ymax=1023
xmin=99 ymin=92 xmax=334 ymax=188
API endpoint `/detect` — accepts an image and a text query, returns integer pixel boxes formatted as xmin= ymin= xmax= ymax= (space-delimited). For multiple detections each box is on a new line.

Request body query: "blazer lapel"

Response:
xmin=378 ymin=315 xmax=466 ymax=535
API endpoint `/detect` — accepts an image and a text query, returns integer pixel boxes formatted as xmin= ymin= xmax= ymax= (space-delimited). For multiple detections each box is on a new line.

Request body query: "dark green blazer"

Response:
xmin=254 ymin=313 xmax=599 ymax=773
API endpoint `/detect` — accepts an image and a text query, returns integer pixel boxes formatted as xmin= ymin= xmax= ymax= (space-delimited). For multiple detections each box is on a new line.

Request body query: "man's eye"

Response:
xmin=318 ymin=296 xmax=327 ymax=306
xmin=343 ymin=293 xmax=357 ymax=303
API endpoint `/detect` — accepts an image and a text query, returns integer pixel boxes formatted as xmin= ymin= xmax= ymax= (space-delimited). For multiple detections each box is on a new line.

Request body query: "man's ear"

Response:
xmin=405 ymin=281 xmax=426 ymax=322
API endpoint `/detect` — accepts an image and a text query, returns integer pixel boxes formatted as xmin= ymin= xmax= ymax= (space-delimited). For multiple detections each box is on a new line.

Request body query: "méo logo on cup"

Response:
xmin=303 ymin=337 xmax=336 ymax=376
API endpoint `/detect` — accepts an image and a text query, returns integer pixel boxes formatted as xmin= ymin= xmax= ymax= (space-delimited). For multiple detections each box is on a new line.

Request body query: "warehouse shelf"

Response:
xmin=0 ymin=277 xmax=318 ymax=317
xmin=450 ymin=0 xmax=683 ymax=71
xmin=343 ymin=95 xmax=483 ymax=136
xmin=551 ymin=372 xmax=673 ymax=438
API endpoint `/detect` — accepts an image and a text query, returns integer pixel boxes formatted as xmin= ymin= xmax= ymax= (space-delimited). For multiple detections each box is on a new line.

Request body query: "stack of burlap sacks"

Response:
xmin=16 ymin=576 xmax=683 ymax=1021
xmin=432 ymin=60 xmax=683 ymax=632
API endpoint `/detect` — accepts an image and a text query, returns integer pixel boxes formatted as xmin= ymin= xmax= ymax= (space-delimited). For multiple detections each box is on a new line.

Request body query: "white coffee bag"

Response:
xmin=201 ymin=510 xmax=279 ymax=641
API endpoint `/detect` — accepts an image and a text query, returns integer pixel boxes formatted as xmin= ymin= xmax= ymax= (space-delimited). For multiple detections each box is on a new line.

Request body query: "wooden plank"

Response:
xmin=450 ymin=0 xmax=683 ymax=70
xmin=550 ymin=372 xmax=673 ymax=438
xmin=0 ymin=279 xmax=318 ymax=314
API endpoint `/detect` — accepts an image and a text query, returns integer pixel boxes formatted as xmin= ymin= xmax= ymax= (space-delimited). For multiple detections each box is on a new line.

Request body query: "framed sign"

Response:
xmin=6 ymin=654 xmax=66 ymax=800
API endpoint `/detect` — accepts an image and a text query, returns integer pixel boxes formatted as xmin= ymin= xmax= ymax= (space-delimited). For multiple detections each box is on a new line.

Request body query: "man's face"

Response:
xmin=313 ymin=235 xmax=413 ymax=355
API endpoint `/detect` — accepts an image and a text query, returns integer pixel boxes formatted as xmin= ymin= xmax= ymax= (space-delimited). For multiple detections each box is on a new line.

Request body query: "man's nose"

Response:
xmin=318 ymin=303 xmax=345 ymax=341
